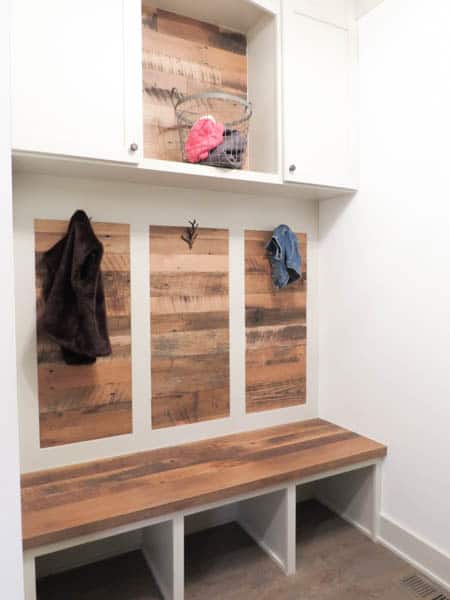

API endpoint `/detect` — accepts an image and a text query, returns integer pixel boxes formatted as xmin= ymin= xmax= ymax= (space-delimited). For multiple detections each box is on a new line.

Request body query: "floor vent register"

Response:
xmin=402 ymin=575 xmax=448 ymax=600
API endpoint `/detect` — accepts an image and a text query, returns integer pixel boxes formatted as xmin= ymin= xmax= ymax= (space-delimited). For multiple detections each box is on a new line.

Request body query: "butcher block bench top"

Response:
xmin=21 ymin=419 xmax=387 ymax=550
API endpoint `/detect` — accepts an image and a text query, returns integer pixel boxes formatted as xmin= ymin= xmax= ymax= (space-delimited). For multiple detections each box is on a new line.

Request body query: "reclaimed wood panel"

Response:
xmin=150 ymin=226 xmax=229 ymax=428
xmin=142 ymin=4 xmax=248 ymax=164
xmin=21 ymin=419 xmax=387 ymax=549
xmin=35 ymin=220 xmax=132 ymax=447
xmin=245 ymin=230 xmax=307 ymax=413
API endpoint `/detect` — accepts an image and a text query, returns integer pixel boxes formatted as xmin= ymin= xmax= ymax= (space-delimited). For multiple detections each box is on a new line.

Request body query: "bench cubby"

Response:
xmin=313 ymin=462 xmax=382 ymax=541
xmin=36 ymin=549 xmax=160 ymax=600
xmin=26 ymin=518 xmax=177 ymax=600
xmin=184 ymin=485 xmax=296 ymax=579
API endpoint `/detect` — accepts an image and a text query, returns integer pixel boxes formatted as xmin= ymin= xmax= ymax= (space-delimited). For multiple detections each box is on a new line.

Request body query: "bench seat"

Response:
xmin=21 ymin=419 xmax=387 ymax=550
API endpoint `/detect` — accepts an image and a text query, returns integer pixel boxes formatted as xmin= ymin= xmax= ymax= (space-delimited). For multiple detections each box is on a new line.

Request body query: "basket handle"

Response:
xmin=173 ymin=91 xmax=252 ymax=128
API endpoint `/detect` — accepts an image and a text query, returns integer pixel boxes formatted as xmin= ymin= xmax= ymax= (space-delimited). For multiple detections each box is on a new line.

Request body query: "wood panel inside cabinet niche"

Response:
xmin=150 ymin=226 xmax=230 ymax=428
xmin=245 ymin=230 xmax=307 ymax=413
xmin=142 ymin=3 xmax=248 ymax=163
xmin=34 ymin=220 xmax=132 ymax=448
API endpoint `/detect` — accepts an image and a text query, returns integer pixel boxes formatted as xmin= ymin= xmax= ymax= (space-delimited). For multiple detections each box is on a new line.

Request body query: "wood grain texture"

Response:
xmin=142 ymin=5 xmax=248 ymax=163
xmin=150 ymin=226 xmax=229 ymax=428
xmin=21 ymin=419 xmax=387 ymax=549
xmin=35 ymin=220 xmax=132 ymax=447
xmin=245 ymin=230 xmax=307 ymax=413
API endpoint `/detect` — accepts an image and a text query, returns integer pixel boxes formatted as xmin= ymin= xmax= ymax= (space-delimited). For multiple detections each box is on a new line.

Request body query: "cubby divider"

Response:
xmin=142 ymin=517 xmax=184 ymax=600
xmin=182 ymin=483 xmax=297 ymax=598
xmin=237 ymin=484 xmax=297 ymax=575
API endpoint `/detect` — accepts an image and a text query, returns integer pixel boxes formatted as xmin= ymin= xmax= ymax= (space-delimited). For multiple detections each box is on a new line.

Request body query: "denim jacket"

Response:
xmin=265 ymin=225 xmax=302 ymax=289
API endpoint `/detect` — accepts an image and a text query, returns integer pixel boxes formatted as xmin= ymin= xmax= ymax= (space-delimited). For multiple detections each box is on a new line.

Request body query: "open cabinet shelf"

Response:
xmin=141 ymin=0 xmax=280 ymax=175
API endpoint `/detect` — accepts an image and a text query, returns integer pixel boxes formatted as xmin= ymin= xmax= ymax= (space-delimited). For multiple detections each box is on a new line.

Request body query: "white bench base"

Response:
xmin=24 ymin=459 xmax=382 ymax=600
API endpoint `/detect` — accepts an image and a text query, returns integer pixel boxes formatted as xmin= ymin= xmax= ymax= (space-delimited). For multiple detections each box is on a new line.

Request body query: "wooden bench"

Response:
xmin=22 ymin=419 xmax=387 ymax=600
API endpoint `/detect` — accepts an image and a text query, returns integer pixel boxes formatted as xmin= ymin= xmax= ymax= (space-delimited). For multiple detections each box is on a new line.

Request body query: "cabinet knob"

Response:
xmin=289 ymin=164 xmax=297 ymax=173
xmin=129 ymin=142 xmax=139 ymax=152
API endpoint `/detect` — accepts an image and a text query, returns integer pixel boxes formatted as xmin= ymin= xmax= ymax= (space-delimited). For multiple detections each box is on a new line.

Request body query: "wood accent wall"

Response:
xmin=142 ymin=4 xmax=247 ymax=163
xmin=35 ymin=220 xmax=132 ymax=447
xmin=245 ymin=230 xmax=307 ymax=413
xmin=150 ymin=226 xmax=229 ymax=428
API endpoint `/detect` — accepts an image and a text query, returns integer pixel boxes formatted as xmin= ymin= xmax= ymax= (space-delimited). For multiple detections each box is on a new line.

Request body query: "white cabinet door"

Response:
xmin=282 ymin=0 xmax=357 ymax=188
xmin=11 ymin=0 xmax=143 ymax=163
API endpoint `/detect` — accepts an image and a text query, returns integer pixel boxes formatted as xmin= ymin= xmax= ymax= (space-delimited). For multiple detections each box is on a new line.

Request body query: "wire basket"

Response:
xmin=171 ymin=90 xmax=252 ymax=169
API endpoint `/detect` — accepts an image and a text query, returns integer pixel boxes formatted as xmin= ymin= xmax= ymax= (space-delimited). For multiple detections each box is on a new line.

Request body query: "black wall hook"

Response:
xmin=181 ymin=219 xmax=199 ymax=249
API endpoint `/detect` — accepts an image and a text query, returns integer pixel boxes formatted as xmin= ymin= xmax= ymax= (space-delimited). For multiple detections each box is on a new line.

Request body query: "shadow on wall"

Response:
xmin=319 ymin=192 xmax=354 ymax=240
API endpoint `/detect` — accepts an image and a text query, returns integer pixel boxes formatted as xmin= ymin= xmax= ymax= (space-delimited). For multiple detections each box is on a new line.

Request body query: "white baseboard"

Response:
xmin=379 ymin=515 xmax=450 ymax=593
xmin=318 ymin=498 xmax=450 ymax=593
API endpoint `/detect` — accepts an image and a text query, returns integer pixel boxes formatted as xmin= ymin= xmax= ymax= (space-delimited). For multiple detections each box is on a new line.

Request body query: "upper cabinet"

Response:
xmin=282 ymin=0 xmax=358 ymax=189
xmin=11 ymin=0 xmax=143 ymax=163
xmin=10 ymin=0 xmax=362 ymax=194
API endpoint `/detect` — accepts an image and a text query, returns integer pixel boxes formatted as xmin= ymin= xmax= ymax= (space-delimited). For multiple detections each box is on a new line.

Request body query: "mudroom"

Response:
xmin=1 ymin=1 xmax=449 ymax=599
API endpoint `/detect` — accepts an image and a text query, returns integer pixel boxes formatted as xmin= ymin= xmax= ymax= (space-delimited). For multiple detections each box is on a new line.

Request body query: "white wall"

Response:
xmin=14 ymin=173 xmax=319 ymax=471
xmin=319 ymin=0 xmax=450 ymax=585
xmin=0 ymin=0 xmax=25 ymax=597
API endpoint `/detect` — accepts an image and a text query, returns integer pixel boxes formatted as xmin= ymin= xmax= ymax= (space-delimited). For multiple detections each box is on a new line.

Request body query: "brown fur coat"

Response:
xmin=42 ymin=210 xmax=112 ymax=364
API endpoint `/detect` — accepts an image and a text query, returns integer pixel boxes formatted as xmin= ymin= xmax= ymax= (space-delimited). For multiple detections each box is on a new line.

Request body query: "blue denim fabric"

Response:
xmin=265 ymin=225 xmax=302 ymax=289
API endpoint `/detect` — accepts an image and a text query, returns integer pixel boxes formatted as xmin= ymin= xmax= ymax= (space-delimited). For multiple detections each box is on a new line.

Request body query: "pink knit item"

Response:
xmin=185 ymin=118 xmax=225 ymax=163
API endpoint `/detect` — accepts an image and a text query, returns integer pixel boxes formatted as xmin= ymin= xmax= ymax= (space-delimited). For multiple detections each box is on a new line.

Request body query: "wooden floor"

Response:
xmin=36 ymin=501 xmax=443 ymax=600
xmin=21 ymin=419 xmax=386 ymax=549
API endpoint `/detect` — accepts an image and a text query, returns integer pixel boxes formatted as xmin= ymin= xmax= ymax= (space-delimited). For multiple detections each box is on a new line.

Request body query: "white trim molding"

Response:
xmin=379 ymin=515 xmax=450 ymax=593
xmin=323 ymin=502 xmax=450 ymax=592
xmin=0 ymin=0 xmax=25 ymax=597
